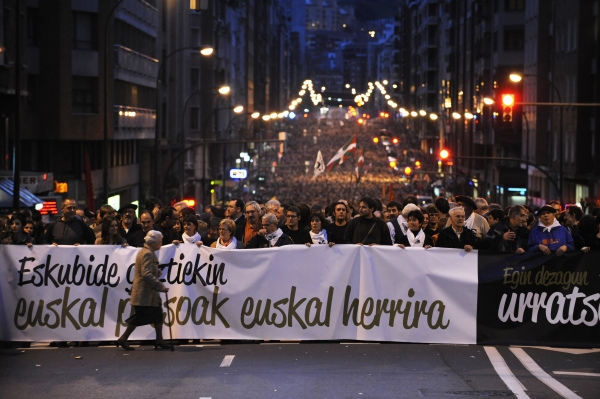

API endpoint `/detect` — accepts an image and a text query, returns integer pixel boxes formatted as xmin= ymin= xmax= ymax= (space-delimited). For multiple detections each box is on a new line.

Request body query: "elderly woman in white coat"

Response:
xmin=117 ymin=230 xmax=172 ymax=350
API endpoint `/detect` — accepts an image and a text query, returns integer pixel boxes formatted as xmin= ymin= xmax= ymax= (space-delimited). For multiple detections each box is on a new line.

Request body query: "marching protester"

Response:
xmin=95 ymin=215 xmax=128 ymax=246
xmin=344 ymin=197 xmax=393 ymax=246
xmin=117 ymin=203 xmax=144 ymax=247
xmin=117 ymin=230 xmax=172 ymax=351
xmin=177 ymin=214 xmax=203 ymax=247
xmin=246 ymin=213 xmax=293 ymax=248
xmin=243 ymin=201 xmax=262 ymax=245
xmin=396 ymin=209 xmax=433 ymax=249
xmin=210 ymin=219 xmax=244 ymax=249
xmin=306 ymin=212 xmax=334 ymax=247
xmin=44 ymin=198 xmax=95 ymax=245
xmin=435 ymin=206 xmax=477 ymax=252
xmin=527 ymin=205 xmax=575 ymax=256
xmin=325 ymin=200 xmax=349 ymax=244
xmin=281 ymin=206 xmax=311 ymax=245
xmin=483 ymin=205 xmax=529 ymax=253
xmin=2 ymin=213 xmax=35 ymax=246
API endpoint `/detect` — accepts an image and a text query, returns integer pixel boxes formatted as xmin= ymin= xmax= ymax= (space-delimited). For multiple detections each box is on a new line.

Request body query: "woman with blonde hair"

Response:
xmin=210 ymin=219 xmax=243 ymax=249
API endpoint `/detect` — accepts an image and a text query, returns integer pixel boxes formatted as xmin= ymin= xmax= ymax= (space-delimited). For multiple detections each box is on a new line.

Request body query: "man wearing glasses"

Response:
xmin=435 ymin=207 xmax=477 ymax=251
xmin=245 ymin=213 xmax=293 ymax=248
xmin=44 ymin=198 xmax=95 ymax=245
xmin=482 ymin=205 xmax=530 ymax=253
xmin=281 ymin=206 xmax=311 ymax=245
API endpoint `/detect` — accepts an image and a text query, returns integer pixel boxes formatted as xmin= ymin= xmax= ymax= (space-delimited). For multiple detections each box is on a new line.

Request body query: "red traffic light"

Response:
xmin=501 ymin=93 xmax=515 ymax=106
xmin=440 ymin=149 xmax=450 ymax=159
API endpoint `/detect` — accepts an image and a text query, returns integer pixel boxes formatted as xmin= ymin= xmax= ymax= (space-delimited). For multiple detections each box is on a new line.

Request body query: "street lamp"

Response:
xmin=510 ymin=73 xmax=563 ymax=205
xmin=151 ymin=45 xmax=214 ymax=197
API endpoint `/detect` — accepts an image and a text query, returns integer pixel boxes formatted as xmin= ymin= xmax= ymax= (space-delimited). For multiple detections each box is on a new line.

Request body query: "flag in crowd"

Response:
xmin=326 ymin=135 xmax=357 ymax=171
xmin=354 ymin=148 xmax=367 ymax=181
xmin=313 ymin=150 xmax=325 ymax=179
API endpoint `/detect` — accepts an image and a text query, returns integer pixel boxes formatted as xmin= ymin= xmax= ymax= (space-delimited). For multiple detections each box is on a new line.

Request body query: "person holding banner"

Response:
xmin=306 ymin=213 xmax=334 ymax=247
xmin=117 ymin=230 xmax=172 ymax=351
xmin=396 ymin=210 xmax=433 ymax=249
xmin=210 ymin=219 xmax=244 ymax=249
xmin=344 ymin=197 xmax=393 ymax=246
xmin=435 ymin=207 xmax=477 ymax=252
xmin=246 ymin=213 xmax=293 ymax=248
xmin=94 ymin=215 xmax=128 ymax=246
xmin=527 ymin=205 xmax=574 ymax=256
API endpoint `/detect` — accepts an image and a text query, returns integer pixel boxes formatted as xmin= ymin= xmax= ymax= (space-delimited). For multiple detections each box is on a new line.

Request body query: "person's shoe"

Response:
xmin=116 ymin=339 xmax=134 ymax=351
xmin=154 ymin=341 xmax=173 ymax=350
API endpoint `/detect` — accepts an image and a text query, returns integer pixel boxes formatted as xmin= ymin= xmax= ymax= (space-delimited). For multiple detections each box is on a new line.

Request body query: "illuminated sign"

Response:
xmin=229 ymin=169 xmax=247 ymax=179
xmin=39 ymin=200 xmax=59 ymax=215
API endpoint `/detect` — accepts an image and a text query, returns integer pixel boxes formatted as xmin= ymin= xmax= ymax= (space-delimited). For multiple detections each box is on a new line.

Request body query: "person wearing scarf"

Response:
xmin=306 ymin=213 xmax=335 ymax=247
xmin=210 ymin=219 xmax=244 ymax=249
xmin=246 ymin=213 xmax=293 ymax=248
xmin=178 ymin=215 xmax=203 ymax=247
xmin=396 ymin=210 xmax=433 ymax=249
xmin=527 ymin=205 xmax=574 ymax=255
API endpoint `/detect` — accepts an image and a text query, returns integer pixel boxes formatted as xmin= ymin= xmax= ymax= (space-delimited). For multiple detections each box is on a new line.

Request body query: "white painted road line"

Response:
xmin=484 ymin=346 xmax=530 ymax=399
xmin=220 ymin=355 xmax=235 ymax=367
xmin=510 ymin=347 xmax=583 ymax=399
xmin=554 ymin=371 xmax=600 ymax=377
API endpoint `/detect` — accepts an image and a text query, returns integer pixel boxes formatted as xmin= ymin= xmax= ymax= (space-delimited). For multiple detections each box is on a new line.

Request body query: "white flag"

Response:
xmin=313 ymin=150 xmax=325 ymax=178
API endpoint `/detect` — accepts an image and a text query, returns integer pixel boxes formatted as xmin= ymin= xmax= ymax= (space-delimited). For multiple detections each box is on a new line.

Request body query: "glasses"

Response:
xmin=218 ymin=228 xmax=230 ymax=232
xmin=286 ymin=215 xmax=298 ymax=219
xmin=64 ymin=206 xmax=77 ymax=211
xmin=453 ymin=215 xmax=466 ymax=219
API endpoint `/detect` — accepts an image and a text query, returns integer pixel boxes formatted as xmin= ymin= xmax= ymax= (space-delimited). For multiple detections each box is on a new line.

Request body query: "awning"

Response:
xmin=0 ymin=178 xmax=45 ymax=209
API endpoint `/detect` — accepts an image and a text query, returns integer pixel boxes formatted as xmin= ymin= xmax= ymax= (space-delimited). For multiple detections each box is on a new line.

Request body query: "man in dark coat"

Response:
xmin=344 ymin=197 xmax=392 ymax=246
xmin=227 ymin=198 xmax=246 ymax=242
xmin=246 ymin=213 xmax=293 ymax=248
xmin=435 ymin=206 xmax=477 ymax=251
xmin=118 ymin=203 xmax=144 ymax=247
xmin=482 ymin=205 xmax=529 ymax=253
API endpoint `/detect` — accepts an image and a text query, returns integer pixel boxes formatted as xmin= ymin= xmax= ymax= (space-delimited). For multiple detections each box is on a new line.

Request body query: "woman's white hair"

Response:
xmin=144 ymin=230 xmax=163 ymax=244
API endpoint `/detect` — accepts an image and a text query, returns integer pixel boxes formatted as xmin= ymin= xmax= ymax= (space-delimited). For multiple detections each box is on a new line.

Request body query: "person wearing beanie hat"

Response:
xmin=527 ymin=205 xmax=574 ymax=255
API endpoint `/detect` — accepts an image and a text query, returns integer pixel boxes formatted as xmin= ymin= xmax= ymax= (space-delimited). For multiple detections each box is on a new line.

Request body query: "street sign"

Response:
xmin=230 ymin=169 xmax=247 ymax=179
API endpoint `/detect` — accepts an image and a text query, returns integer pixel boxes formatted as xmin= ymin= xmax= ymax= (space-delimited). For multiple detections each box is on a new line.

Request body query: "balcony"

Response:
xmin=113 ymin=45 xmax=159 ymax=88
xmin=115 ymin=0 xmax=158 ymax=37
xmin=114 ymin=105 xmax=155 ymax=140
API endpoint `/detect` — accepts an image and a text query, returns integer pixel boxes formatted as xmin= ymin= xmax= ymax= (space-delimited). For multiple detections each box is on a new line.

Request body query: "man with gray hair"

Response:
xmin=246 ymin=213 xmax=293 ymax=248
xmin=265 ymin=199 xmax=283 ymax=225
xmin=435 ymin=207 xmax=477 ymax=251
xmin=243 ymin=201 xmax=262 ymax=246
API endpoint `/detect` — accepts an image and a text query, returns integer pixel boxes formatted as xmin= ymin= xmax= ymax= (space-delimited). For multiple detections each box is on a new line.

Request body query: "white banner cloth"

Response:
xmin=0 ymin=245 xmax=477 ymax=343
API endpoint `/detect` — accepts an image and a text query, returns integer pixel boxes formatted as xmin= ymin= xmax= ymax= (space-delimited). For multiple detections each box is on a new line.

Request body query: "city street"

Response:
xmin=2 ymin=341 xmax=599 ymax=398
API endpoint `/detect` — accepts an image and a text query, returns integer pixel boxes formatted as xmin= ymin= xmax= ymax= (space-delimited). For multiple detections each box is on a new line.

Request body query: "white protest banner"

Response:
xmin=0 ymin=245 xmax=477 ymax=344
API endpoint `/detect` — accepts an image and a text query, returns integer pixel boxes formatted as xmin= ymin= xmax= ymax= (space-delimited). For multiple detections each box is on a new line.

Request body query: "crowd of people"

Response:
xmin=2 ymin=193 xmax=599 ymax=254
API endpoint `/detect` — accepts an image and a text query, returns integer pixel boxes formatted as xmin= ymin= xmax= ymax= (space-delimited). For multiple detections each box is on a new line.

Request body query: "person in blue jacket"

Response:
xmin=527 ymin=205 xmax=574 ymax=256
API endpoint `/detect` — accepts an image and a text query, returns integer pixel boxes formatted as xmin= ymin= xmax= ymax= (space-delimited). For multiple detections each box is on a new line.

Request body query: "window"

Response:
xmin=191 ymin=68 xmax=199 ymax=90
xmin=190 ymin=107 xmax=199 ymax=130
xmin=72 ymin=77 xmax=98 ymax=114
xmin=505 ymin=0 xmax=525 ymax=11
xmin=73 ymin=11 xmax=98 ymax=50
xmin=504 ymin=27 xmax=524 ymax=51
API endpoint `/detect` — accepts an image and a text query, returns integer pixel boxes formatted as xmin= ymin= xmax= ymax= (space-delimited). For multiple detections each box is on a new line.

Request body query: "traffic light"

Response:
xmin=414 ymin=160 xmax=421 ymax=169
xmin=501 ymin=93 xmax=515 ymax=123
xmin=439 ymin=149 xmax=449 ymax=160
xmin=404 ymin=166 xmax=412 ymax=175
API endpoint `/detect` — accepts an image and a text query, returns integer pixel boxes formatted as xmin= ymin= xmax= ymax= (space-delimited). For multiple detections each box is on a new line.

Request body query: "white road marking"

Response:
xmin=554 ymin=371 xmax=600 ymax=377
xmin=220 ymin=355 xmax=235 ymax=367
xmin=517 ymin=346 xmax=600 ymax=355
xmin=339 ymin=342 xmax=380 ymax=345
xmin=510 ymin=347 xmax=582 ymax=399
xmin=484 ymin=346 xmax=530 ymax=399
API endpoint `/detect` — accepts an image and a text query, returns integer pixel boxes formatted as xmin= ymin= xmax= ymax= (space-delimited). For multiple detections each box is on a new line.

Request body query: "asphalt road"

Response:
xmin=1 ymin=341 xmax=599 ymax=398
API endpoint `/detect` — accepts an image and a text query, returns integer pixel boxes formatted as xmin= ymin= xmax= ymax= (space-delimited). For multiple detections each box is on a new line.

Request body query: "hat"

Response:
xmin=455 ymin=195 xmax=477 ymax=210
xmin=537 ymin=205 xmax=555 ymax=216
xmin=401 ymin=203 xmax=420 ymax=216
xmin=118 ymin=203 xmax=138 ymax=213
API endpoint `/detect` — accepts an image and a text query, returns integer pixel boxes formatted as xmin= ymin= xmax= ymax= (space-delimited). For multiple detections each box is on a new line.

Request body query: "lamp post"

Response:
xmin=152 ymin=45 xmax=213 ymax=197
xmin=510 ymin=73 xmax=563 ymax=205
